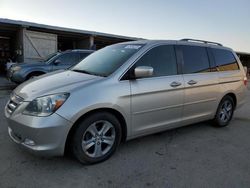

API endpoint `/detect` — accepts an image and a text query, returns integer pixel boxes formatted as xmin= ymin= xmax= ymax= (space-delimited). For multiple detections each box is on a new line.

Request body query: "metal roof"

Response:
xmin=1 ymin=18 xmax=249 ymax=55
xmin=0 ymin=18 xmax=142 ymax=41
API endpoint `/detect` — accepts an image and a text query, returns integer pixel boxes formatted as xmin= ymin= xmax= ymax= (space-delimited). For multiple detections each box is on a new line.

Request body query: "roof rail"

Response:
xmin=180 ymin=38 xmax=223 ymax=46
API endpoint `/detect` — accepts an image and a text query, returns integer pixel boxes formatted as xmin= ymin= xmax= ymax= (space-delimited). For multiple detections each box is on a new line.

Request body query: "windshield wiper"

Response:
xmin=71 ymin=69 xmax=106 ymax=77
xmin=72 ymin=69 xmax=92 ymax=74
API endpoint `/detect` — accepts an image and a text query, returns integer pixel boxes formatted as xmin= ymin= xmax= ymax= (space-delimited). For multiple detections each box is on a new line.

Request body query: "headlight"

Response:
xmin=12 ymin=66 xmax=21 ymax=72
xmin=23 ymin=93 xmax=69 ymax=116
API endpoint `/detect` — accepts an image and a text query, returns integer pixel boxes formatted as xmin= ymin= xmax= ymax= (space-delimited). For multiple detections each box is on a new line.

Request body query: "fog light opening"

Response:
xmin=24 ymin=138 xmax=36 ymax=146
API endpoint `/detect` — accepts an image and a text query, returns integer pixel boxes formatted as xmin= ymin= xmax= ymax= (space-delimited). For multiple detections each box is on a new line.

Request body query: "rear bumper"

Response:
xmin=5 ymin=111 xmax=72 ymax=156
xmin=236 ymin=86 xmax=248 ymax=110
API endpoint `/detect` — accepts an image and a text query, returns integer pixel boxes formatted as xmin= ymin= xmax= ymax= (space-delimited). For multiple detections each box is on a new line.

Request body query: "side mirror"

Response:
xmin=134 ymin=66 xmax=153 ymax=79
xmin=54 ymin=59 xmax=61 ymax=65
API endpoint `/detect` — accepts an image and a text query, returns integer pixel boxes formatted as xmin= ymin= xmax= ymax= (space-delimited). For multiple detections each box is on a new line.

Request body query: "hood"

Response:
xmin=14 ymin=70 xmax=102 ymax=100
xmin=14 ymin=61 xmax=46 ymax=68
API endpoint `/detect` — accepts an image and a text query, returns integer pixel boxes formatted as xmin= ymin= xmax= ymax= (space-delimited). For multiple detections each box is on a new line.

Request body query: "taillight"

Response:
xmin=243 ymin=77 xmax=248 ymax=86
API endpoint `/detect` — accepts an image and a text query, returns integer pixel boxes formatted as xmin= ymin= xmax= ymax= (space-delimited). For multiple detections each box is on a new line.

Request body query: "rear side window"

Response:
xmin=212 ymin=49 xmax=239 ymax=71
xmin=56 ymin=52 xmax=79 ymax=65
xmin=134 ymin=45 xmax=177 ymax=77
xmin=79 ymin=52 xmax=91 ymax=60
xmin=181 ymin=45 xmax=210 ymax=74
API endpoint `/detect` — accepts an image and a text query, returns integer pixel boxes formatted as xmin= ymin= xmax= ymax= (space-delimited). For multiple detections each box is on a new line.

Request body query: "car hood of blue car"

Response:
xmin=13 ymin=61 xmax=48 ymax=68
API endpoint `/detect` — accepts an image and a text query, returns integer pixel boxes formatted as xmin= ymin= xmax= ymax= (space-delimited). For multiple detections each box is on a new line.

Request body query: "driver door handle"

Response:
xmin=187 ymin=80 xmax=197 ymax=85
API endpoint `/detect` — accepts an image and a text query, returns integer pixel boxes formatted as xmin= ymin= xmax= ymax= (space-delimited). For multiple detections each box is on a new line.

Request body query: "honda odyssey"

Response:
xmin=5 ymin=39 xmax=247 ymax=164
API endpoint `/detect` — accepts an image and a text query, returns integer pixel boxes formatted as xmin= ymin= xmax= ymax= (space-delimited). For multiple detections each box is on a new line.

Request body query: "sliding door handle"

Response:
xmin=187 ymin=80 xmax=197 ymax=85
xmin=170 ymin=81 xmax=182 ymax=87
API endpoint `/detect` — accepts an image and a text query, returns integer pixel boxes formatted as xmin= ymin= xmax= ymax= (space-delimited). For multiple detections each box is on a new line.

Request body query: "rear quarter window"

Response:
xmin=212 ymin=49 xmax=239 ymax=71
xmin=79 ymin=52 xmax=91 ymax=60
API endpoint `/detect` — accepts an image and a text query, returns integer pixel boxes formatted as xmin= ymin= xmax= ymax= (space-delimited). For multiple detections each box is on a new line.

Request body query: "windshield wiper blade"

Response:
xmin=72 ymin=69 xmax=92 ymax=75
xmin=71 ymin=69 xmax=105 ymax=77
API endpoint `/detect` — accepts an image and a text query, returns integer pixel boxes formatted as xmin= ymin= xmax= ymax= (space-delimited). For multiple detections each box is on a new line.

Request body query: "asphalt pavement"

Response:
xmin=0 ymin=88 xmax=250 ymax=188
xmin=0 ymin=74 xmax=16 ymax=90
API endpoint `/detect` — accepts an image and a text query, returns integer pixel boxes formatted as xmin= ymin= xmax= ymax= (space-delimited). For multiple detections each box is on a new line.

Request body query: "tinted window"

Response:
xmin=207 ymin=48 xmax=217 ymax=72
xmin=181 ymin=46 xmax=210 ymax=74
xmin=134 ymin=45 xmax=177 ymax=77
xmin=56 ymin=53 xmax=79 ymax=64
xmin=43 ymin=52 xmax=59 ymax=62
xmin=79 ymin=52 xmax=91 ymax=60
xmin=212 ymin=49 xmax=239 ymax=71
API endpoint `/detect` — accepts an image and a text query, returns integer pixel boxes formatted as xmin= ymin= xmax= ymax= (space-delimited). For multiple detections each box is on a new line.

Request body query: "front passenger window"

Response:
xmin=134 ymin=45 xmax=177 ymax=77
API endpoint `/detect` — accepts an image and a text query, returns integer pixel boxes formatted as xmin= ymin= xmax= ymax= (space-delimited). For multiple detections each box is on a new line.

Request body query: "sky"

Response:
xmin=0 ymin=0 xmax=250 ymax=52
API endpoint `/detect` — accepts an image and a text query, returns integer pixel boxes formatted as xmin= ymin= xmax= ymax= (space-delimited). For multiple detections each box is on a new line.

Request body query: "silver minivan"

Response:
xmin=5 ymin=39 xmax=248 ymax=164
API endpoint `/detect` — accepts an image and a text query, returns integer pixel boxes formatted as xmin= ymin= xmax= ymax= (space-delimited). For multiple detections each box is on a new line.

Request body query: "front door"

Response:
xmin=129 ymin=45 xmax=184 ymax=136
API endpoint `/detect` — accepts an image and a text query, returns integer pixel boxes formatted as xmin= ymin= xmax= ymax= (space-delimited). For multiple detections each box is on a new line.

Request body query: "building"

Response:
xmin=0 ymin=18 xmax=250 ymax=76
xmin=0 ymin=18 xmax=140 ymax=72
xmin=236 ymin=52 xmax=250 ymax=76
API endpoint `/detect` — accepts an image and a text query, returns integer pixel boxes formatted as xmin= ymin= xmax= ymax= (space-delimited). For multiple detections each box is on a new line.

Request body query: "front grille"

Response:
xmin=6 ymin=93 xmax=24 ymax=114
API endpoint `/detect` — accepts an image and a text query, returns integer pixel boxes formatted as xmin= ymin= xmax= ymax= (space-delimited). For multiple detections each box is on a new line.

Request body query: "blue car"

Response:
xmin=7 ymin=49 xmax=94 ymax=83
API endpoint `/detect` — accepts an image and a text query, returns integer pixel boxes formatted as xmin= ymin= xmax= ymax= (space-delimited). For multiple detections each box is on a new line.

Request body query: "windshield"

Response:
xmin=43 ymin=52 xmax=60 ymax=62
xmin=71 ymin=44 xmax=144 ymax=77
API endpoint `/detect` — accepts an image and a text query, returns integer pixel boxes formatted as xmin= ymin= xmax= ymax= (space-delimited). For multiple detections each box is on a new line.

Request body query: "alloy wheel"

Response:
xmin=219 ymin=100 xmax=233 ymax=123
xmin=81 ymin=120 xmax=116 ymax=158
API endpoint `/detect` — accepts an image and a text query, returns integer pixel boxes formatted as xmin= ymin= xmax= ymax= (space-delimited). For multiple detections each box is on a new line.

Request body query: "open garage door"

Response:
xmin=23 ymin=30 xmax=57 ymax=62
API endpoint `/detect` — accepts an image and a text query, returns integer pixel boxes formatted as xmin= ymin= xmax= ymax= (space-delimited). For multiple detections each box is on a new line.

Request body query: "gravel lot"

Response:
xmin=0 ymin=88 xmax=250 ymax=188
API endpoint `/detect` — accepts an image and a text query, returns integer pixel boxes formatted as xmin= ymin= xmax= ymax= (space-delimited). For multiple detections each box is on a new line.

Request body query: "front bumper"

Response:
xmin=7 ymin=69 xmax=25 ymax=83
xmin=5 ymin=108 xmax=73 ymax=156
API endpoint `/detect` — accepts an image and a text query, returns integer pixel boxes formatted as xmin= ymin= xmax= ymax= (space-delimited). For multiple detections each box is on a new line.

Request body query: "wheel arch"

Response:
xmin=223 ymin=92 xmax=237 ymax=109
xmin=25 ymin=70 xmax=46 ymax=80
xmin=64 ymin=107 xmax=128 ymax=154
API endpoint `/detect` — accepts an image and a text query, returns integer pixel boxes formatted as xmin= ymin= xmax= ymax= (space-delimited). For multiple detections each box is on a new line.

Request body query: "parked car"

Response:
xmin=5 ymin=39 xmax=247 ymax=164
xmin=7 ymin=49 xmax=94 ymax=83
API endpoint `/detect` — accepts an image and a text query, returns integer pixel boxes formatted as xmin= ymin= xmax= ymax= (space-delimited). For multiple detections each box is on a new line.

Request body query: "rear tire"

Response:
xmin=213 ymin=95 xmax=235 ymax=127
xmin=71 ymin=112 xmax=122 ymax=164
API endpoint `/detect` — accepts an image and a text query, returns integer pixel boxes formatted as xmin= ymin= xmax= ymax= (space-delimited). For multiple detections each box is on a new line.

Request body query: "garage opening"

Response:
xmin=94 ymin=36 xmax=130 ymax=50
xmin=0 ymin=26 xmax=20 ymax=74
xmin=58 ymin=37 xmax=74 ymax=51
xmin=57 ymin=35 xmax=92 ymax=51
xmin=237 ymin=53 xmax=250 ymax=78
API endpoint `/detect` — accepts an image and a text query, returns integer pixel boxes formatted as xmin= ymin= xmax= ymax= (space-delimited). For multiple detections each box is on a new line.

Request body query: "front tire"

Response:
xmin=213 ymin=96 xmax=235 ymax=127
xmin=72 ymin=112 xmax=122 ymax=164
